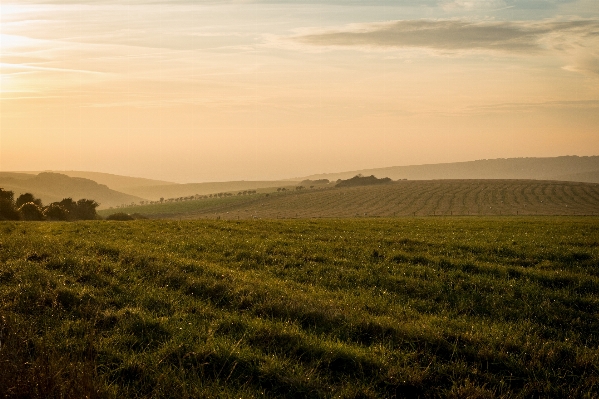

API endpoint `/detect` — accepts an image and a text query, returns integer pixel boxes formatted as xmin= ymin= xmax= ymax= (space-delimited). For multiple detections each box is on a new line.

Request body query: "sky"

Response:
xmin=1 ymin=0 xmax=598 ymax=183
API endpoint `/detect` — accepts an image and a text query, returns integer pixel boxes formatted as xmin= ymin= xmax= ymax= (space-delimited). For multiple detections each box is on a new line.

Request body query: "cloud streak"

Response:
xmin=293 ymin=19 xmax=599 ymax=75
xmin=295 ymin=19 xmax=597 ymax=52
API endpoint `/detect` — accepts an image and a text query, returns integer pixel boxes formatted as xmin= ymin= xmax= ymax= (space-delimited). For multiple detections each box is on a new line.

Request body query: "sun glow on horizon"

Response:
xmin=0 ymin=1 xmax=598 ymax=182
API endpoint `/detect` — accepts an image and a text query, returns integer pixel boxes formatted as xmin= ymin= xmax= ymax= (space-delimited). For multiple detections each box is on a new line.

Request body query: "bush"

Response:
xmin=16 ymin=193 xmax=42 ymax=208
xmin=106 ymin=212 xmax=135 ymax=221
xmin=43 ymin=204 xmax=70 ymax=221
xmin=335 ymin=175 xmax=393 ymax=188
xmin=18 ymin=202 xmax=44 ymax=221
xmin=0 ymin=199 xmax=19 ymax=221
xmin=74 ymin=199 xmax=100 ymax=220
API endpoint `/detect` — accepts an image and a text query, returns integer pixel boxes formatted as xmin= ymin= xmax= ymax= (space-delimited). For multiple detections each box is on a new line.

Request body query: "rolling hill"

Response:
xmin=118 ymin=180 xmax=297 ymax=201
xmin=0 ymin=172 xmax=145 ymax=209
xmin=13 ymin=171 xmax=296 ymax=200
xmin=299 ymin=156 xmax=599 ymax=183
xmin=97 ymin=179 xmax=599 ymax=219
xmin=14 ymin=171 xmax=177 ymax=191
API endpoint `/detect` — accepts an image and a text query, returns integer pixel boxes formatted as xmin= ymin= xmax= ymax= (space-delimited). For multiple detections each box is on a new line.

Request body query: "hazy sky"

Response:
xmin=1 ymin=0 xmax=598 ymax=182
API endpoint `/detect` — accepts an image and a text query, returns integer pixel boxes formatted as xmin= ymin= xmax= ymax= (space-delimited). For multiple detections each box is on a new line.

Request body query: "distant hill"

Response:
xmin=121 ymin=180 xmax=297 ymax=201
xmin=0 ymin=172 xmax=42 ymax=181
xmin=18 ymin=171 xmax=176 ymax=191
xmin=298 ymin=156 xmax=599 ymax=183
xmin=0 ymin=172 xmax=145 ymax=209
xmin=551 ymin=170 xmax=599 ymax=184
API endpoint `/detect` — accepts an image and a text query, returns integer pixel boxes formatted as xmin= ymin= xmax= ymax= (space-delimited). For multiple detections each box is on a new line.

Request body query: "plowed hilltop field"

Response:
xmin=98 ymin=179 xmax=599 ymax=220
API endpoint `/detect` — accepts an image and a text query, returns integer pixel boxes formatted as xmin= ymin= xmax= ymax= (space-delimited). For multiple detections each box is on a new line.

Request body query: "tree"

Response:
xmin=58 ymin=198 xmax=77 ymax=215
xmin=43 ymin=204 xmax=69 ymax=221
xmin=74 ymin=199 xmax=100 ymax=220
xmin=16 ymin=193 xmax=43 ymax=208
xmin=0 ymin=188 xmax=14 ymax=203
xmin=0 ymin=188 xmax=19 ymax=221
xmin=18 ymin=202 xmax=44 ymax=221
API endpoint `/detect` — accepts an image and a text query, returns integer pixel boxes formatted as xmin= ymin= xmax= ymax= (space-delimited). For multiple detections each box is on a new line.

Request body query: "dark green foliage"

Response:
xmin=48 ymin=198 xmax=99 ymax=221
xmin=16 ymin=193 xmax=43 ymax=208
xmin=0 ymin=188 xmax=19 ymax=221
xmin=74 ymin=199 xmax=100 ymax=220
xmin=336 ymin=174 xmax=392 ymax=187
xmin=18 ymin=202 xmax=44 ymax=221
xmin=0 ymin=188 xmax=15 ymax=202
xmin=0 ymin=217 xmax=598 ymax=398
xmin=43 ymin=203 xmax=70 ymax=221
xmin=106 ymin=212 xmax=135 ymax=221
xmin=58 ymin=197 xmax=77 ymax=213
xmin=0 ymin=199 xmax=19 ymax=221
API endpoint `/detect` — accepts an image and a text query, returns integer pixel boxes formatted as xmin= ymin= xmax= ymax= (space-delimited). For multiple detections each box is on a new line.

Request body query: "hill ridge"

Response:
xmin=297 ymin=156 xmax=599 ymax=183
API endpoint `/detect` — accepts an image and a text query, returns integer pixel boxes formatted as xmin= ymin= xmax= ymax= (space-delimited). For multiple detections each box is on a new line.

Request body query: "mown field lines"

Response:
xmin=174 ymin=180 xmax=599 ymax=220
xmin=96 ymin=180 xmax=599 ymax=220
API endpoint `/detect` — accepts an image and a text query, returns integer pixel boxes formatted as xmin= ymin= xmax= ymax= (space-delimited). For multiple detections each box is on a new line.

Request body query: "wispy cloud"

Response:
xmin=293 ymin=19 xmax=599 ymax=75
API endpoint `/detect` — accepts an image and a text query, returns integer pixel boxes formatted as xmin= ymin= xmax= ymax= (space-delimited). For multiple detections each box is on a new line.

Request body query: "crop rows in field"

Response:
xmin=149 ymin=179 xmax=599 ymax=220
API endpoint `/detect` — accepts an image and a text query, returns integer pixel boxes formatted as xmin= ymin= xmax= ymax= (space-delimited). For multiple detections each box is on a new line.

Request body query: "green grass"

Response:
xmin=1 ymin=217 xmax=598 ymax=398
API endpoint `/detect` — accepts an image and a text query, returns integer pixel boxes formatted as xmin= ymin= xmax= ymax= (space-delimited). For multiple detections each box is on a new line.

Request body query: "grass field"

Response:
xmin=97 ymin=180 xmax=599 ymax=220
xmin=1 ymin=217 xmax=598 ymax=398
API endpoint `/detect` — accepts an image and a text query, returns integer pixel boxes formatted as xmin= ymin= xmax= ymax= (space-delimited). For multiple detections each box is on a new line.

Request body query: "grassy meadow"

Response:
xmin=1 ymin=217 xmax=598 ymax=398
xmin=97 ymin=180 xmax=599 ymax=220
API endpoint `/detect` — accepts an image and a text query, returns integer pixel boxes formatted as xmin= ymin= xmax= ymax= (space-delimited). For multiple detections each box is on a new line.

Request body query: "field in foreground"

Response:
xmin=1 ymin=218 xmax=598 ymax=398
xmin=97 ymin=180 xmax=599 ymax=220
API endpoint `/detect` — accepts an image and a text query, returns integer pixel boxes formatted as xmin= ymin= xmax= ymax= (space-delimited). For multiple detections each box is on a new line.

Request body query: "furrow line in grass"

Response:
xmin=521 ymin=183 xmax=536 ymax=214
xmin=563 ymin=183 xmax=592 ymax=212
xmin=581 ymin=184 xmax=599 ymax=203
xmin=412 ymin=182 xmax=442 ymax=215
xmin=461 ymin=182 xmax=479 ymax=215
xmin=390 ymin=182 xmax=419 ymax=215
xmin=361 ymin=186 xmax=399 ymax=216
xmin=557 ymin=183 xmax=578 ymax=214
xmin=372 ymin=186 xmax=401 ymax=216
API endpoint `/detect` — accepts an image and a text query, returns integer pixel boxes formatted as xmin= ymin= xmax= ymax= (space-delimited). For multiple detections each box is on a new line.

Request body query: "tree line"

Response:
xmin=0 ymin=188 xmax=99 ymax=221
xmin=111 ymin=190 xmax=259 ymax=209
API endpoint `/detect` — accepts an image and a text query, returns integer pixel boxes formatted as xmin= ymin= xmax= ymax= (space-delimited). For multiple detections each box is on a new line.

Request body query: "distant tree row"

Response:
xmin=0 ymin=189 xmax=99 ymax=221
xmin=111 ymin=190 xmax=260 ymax=210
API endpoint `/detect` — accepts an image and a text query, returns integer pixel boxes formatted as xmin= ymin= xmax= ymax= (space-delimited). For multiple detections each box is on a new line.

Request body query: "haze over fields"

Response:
xmin=1 ymin=0 xmax=599 ymax=182
xmin=4 ymin=156 xmax=598 ymax=208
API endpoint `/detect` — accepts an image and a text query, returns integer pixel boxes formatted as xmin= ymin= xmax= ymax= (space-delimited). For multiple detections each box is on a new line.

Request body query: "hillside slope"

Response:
xmin=17 ymin=171 xmax=176 ymax=191
xmin=121 ymin=180 xmax=297 ymax=201
xmin=0 ymin=172 xmax=146 ymax=209
xmin=299 ymin=156 xmax=599 ymax=183
xmin=98 ymin=180 xmax=599 ymax=219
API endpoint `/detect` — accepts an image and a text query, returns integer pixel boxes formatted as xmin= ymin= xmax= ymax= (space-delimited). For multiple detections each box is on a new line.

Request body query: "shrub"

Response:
xmin=335 ymin=175 xmax=393 ymax=188
xmin=16 ymin=193 xmax=42 ymax=208
xmin=43 ymin=204 xmax=70 ymax=221
xmin=0 ymin=188 xmax=19 ymax=220
xmin=74 ymin=199 xmax=100 ymax=220
xmin=106 ymin=212 xmax=135 ymax=221
xmin=18 ymin=202 xmax=44 ymax=221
